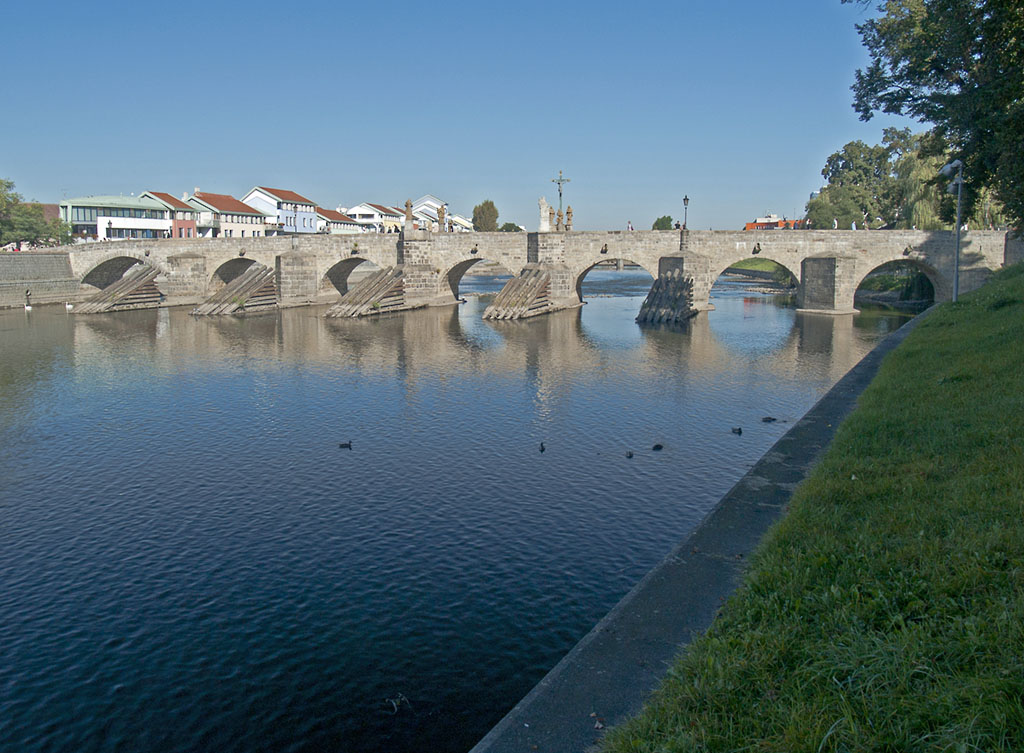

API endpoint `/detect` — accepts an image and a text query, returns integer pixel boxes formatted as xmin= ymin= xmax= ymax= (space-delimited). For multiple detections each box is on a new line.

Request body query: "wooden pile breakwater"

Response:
xmin=191 ymin=264 xmax=278 ymax=316
xmin=74 ymin=265 xmax=163 ymax=314
xmin=325 ymin=267 xmax=422 ymax=318
xmin=481 ymin=268 xmax=553 ymax=320
xmin=635 ymin=268 xmax=695 ymax=325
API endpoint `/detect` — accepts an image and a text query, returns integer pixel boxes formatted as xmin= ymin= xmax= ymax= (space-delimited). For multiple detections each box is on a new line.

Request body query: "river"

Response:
xmin=0 ymin=270 xmax=916 ymax=752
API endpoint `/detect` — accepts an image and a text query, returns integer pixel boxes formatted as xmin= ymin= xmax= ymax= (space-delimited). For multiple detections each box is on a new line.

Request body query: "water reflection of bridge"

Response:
xmin=63 ymin=302 xmax=888 ymax=395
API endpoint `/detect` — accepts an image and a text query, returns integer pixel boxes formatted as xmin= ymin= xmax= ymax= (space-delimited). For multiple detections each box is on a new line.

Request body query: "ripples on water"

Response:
xmin=0 ymin=270 xmax=915 ymax=752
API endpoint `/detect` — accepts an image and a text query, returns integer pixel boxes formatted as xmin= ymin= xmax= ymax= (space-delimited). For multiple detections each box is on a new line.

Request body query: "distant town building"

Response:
xmin=343 ymin=203 xmax=404 ymax=233
xmin=315 ymin=207 xmax=362 ymax=234
xmin=186 ymin=191 xmax=267 ymax=238
xmin=410 ymin=195 xmax=473 ymax=232
xmin=60 ymin=195 xmax=178 ymax=241
xmin=242 ymin=187 xmax=317 ymax=234
xmin=141 ymin=192 xmax=197 ymax=239
xmin=744 ymin=213 xmax=805 ymax=230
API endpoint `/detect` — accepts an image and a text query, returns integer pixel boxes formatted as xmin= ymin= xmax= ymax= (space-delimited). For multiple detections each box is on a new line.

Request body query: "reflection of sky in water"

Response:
xmin=708 ymin=276 xmax=797 ymax=357
xmin=0 ymin=277 xmax=918 ymax=753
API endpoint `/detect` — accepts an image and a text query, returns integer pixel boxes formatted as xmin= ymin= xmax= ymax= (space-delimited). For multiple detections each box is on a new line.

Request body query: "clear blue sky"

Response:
xmin=3 ymin=0 xmax=915 ymax=230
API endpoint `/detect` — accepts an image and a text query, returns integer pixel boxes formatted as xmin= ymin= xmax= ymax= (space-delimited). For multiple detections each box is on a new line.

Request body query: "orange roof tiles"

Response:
xmin=147 ymin=191 xmax=192 ymax=210
xmin=315 ymin=207 xmax=358 ymax=223
xmin=193 ymin=192 xmax=264 ymax=215
xmin=257 ymin=187 xmax=316 ymax=205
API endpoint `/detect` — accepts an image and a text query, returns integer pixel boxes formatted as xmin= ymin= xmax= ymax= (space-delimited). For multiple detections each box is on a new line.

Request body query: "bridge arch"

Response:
xmin=81 ymin=255 xmax=163 ymax=289
xmin=322 ymin=257 xmax=384 ymax=297
xmin=709 ymin=255 xmax=800 ymax=294
xmin=444 ymin=257 xmax=513 ymax=300
xmin=572 ymin=257 xmax=658 ymax=302
xmin=209 ymin=257 xmax=264 ymax=292
xmin=854 ymin=258 xmax=939 ymax=306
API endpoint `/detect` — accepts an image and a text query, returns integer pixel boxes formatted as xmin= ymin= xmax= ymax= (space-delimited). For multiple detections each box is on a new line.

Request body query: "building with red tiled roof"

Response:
xmin=243 ymin=186 xmax=317 ymax=234
xmin=315 ymin=207 xmax=362 ymax=235
xmin=142 ymin=191 xmax=197 ymax=239
xmin=343 ymin=202 xmax=405 ymax=233
xmin=186 ymin=191 xmax=268 ymax=238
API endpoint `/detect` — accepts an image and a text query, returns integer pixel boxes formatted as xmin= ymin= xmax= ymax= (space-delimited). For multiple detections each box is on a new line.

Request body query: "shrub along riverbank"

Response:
xmin=602 ymin=264 xmax=1024 ymax=752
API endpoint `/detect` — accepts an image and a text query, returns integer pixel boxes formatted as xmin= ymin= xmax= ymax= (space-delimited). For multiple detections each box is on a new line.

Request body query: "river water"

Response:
xmin=0 ymin=271 xmax=915 ymax=753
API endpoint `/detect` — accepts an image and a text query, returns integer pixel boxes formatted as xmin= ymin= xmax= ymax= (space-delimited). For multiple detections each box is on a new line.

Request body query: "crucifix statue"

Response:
xmin=550 ymin=170 xmax=570 ymax=213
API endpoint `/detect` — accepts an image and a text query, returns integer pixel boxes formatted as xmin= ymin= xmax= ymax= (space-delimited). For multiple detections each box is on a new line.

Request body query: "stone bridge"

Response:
xmin=59 ymin=228 xmax=1021 ymax=316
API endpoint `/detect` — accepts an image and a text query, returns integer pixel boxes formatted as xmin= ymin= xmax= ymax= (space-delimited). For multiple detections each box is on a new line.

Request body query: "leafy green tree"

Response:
xmin=652 ymin=215 xmax=673 ymax=230
xmin=472 ymin=200 xmax=498 ymax=232
xmin=0 ymin=178 xmax=71 ymax=247
xmin=498 ymin=222 xmax=522 ymax=232
xmin=844 ymin=0 xmax=1024 ymax=227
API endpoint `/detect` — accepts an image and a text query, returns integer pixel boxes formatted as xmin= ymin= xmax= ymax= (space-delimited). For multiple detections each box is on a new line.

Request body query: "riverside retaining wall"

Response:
xmin=0 ymin=252 xmax=80 ymax=308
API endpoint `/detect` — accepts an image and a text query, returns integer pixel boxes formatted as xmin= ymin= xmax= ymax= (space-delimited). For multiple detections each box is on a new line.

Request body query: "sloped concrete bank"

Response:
xmin=469 ymin=308 xmax=933 ymax=753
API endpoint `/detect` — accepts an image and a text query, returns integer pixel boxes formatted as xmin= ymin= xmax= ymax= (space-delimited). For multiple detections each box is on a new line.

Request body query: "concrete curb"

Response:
xmin=468 ymin=307 xmax=935 ymax=753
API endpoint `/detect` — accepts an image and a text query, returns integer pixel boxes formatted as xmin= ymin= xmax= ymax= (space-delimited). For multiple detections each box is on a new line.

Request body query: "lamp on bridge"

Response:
xmin=682 ymin=195 xmax=689 ymax=230
xmin=107 ymin=220 xmax=113 ymax=240
xmin=940 ymin=159 xmax=964 ymax=302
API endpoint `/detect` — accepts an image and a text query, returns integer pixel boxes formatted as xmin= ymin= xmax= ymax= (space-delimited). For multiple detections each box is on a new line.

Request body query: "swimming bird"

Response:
xmin=626 ymin=450 xmax=634 ymax=458
xmin=339 ymin=441 xmax=352 ymax=450
xmin=539 ymin=442 xmax=545 ymax=453
xmin=65 ymin=302 xmax=74 ymax=311
xmin=652 ymin=443 xmax=663 ymax=451
xmin=761 ymin=416 xmax=777 ymax=423
xmin=731 ymin=427 xmax=743 ymax=435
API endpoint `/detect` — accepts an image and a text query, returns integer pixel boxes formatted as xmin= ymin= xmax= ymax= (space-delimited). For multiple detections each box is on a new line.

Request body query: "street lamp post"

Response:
xmin=940 ymin=159 xmax=964 ymax=301
xmin=682 ymin=195 xmax=689 ymax=230
xmin=107 ymin=220 xmax=113 ymax=240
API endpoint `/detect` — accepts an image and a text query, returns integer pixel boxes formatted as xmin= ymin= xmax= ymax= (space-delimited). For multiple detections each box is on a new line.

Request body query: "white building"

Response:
xmin=242 ymin=186 xmax=318 ymax=234
xmin=342 ymin=203 xmax=404 ymax=233
xmin=186 ymin=191 xmax=268 ymax=238
xmin=315 ymin=207 xmax=362 ymax=234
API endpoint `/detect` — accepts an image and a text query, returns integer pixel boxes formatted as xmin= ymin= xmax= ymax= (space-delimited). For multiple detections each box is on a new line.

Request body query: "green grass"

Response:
xmin=601 ymin=264 xmax=1024 ymax=752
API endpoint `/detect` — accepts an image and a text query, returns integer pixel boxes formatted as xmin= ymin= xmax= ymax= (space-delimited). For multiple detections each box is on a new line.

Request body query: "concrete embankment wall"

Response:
xmin=0 ymin=252 xmax=79 ymax=308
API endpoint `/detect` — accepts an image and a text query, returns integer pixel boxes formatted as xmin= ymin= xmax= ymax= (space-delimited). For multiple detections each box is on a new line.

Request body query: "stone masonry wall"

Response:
xmin=0 ymin=252 xmax=79 ymax=308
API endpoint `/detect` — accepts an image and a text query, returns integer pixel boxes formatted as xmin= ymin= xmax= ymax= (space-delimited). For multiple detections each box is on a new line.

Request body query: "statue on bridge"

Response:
xmin=437 ymin=203 xmax=446 ymax=232
xmin=405 ymin=199 xmax=413 ymax=225
xmin=539 ymin=197 xmax=551 ymax=232
xmin=556 ymin=209 xmax=564 ymax=232
xmin=565 ymin=206 xmax=573 ymax=231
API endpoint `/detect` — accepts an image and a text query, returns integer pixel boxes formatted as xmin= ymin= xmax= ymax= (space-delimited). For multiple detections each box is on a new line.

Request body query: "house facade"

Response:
xmin=315 ymin=207 xmax=362 ymax=234
xmin=242 ymin=187 xmax=317 ymax=234
xmin=186 ymin=192 xmax=267 ymax=238
xmin=59 ymin=195 xmax=174 ymax=241
xmin=342 ymin=202 xmax=404 ymax=233
xmin=142 ymin=191 xmax=198 ymax=239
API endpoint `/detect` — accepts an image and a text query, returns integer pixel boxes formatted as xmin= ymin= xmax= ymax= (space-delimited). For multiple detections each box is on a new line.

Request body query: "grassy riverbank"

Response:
xmin=602 ymin=264 xmax=1024 ymax=752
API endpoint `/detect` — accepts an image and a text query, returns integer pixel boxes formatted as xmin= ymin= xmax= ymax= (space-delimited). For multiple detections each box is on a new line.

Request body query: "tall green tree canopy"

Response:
xmin=472 ymin=200 xmax=498 ymax=232
xmin=844 ymin=0 xmax=1024 ymax=226
xmin=498 ymin=222 xmax=522 ymax=232
xmin=806 ymin=128 xmax=1007 ymax=230
xmin=0 ymin=178 xmax=70 ymax=247
xmin=652 ymin=215 xmax=674 ymax=230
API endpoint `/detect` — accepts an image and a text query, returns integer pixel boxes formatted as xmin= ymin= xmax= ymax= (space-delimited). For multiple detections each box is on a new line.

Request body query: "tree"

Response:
xmin=0 ymin=178 xmax=71 ymax=247
xmin=498 ymin=222 xmax=522 ymax=232
xmin=843 ymin=0 xmax=1024 ymax=227
xmin=652 ymin=215 xmax=674 ymax=230
xmin=472 ymin=200 xmax=498 ymax=232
